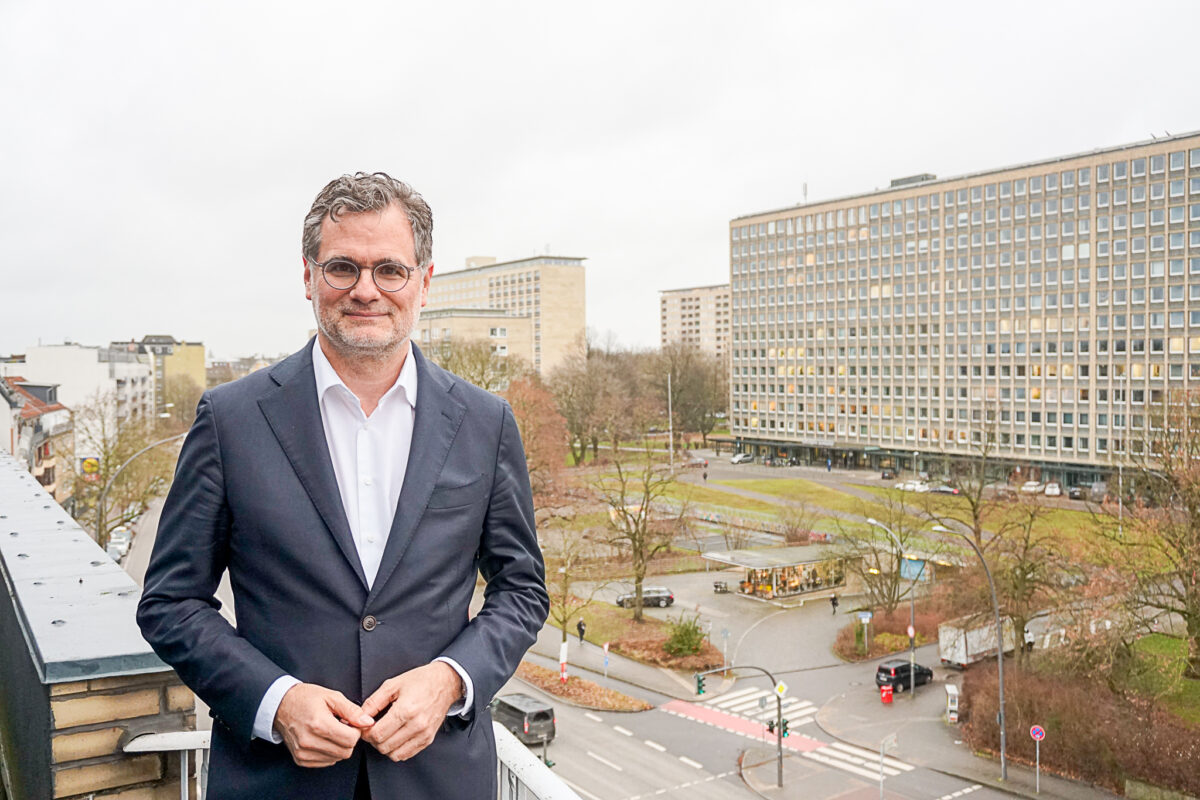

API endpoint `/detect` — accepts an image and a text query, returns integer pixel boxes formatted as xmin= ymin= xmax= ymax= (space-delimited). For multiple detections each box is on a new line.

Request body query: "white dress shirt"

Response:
xmin=251 ymin=339 xmax=473 ymax=741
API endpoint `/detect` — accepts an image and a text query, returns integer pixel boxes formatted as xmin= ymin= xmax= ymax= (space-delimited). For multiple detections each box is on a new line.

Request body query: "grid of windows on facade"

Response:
xmin=487 ymin=270 xmax=541 ymax=312
xmin=728 ymin=141 xmax=1200 ymax=469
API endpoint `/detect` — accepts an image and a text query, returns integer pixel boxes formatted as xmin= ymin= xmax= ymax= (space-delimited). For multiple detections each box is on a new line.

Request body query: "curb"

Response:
xmin=526 ymin=643 xmax=735 ymax=703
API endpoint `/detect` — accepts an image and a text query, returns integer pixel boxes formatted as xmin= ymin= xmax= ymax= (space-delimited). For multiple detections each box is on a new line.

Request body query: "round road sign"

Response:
xmin=1030 ymin=725 xmax=1045 ymax=741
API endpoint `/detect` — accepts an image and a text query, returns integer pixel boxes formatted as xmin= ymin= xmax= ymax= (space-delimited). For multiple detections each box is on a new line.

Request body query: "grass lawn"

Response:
xmin=718 ymin=478 xmax=926 ymax=528
xmin=1128 ymin=634 xmax=1200 ymax=726
xmin=661 ymin=482 xmax=780 ymax=515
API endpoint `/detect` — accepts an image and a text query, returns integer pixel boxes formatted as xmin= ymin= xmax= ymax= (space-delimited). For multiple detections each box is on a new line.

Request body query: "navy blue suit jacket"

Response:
xmin=137 ymin=341 xmax=548 ymax=799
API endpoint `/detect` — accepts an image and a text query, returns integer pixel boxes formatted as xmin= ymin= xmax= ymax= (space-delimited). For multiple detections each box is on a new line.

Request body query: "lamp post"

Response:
xmin=933 ymin=523 xmax=1006 ymax=781
xmin=95 ymin=432 xmax=187 ymax=547
xmin=866 ymin=518 xmax=923 ymax=698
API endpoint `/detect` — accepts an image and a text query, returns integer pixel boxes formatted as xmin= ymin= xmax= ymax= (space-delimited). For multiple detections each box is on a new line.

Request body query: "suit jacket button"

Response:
xmin=362 ymin=615 xmax=378 ymax=632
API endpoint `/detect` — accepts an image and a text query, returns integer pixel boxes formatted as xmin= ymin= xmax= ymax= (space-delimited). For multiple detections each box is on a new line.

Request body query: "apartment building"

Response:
xmin=424 ymin=255 xmax=586 ymax=375
xmin=417 ymin=308 xmax=535 ymax=364
xmin=660 ymin=283 xmax=731 ymax=358
xmin=1 ymin=377 xmax=73 ymax=506
xmin=728 ymin=132 xmax=1200 ymax=485
xmin=1 ymin=344 xmax=154 ymax=423
xmin=110 ymin=335 xmax=206 ymax=414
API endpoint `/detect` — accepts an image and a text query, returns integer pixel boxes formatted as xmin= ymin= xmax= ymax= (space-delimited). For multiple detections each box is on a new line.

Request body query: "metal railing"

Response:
xmin=124 ymin=723 xmax=581 ymax=800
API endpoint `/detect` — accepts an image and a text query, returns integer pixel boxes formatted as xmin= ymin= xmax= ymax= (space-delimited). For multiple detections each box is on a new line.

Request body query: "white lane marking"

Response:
xmin=815 ymin=745 xmax=902 ymax=775
xmin=803 ymin=750 xmax=892 ymax=780
xmin=587 ymin=751 xmax=623 ymax=772
xmin=936 ymin=787 xmax=982 ymax=800
xmin=679 ymin=756 xmax=704 ymax=769
xmin=708 ymin=686 xmax=762 ymax=705
xmin=828 ymin=741 xmax=914 ymax=770
xmin=613 ymin=725 xmax=633 ymax=736
xmin=560 ymin=776 xmax=607 ymax=800
xmin=644 ymin=739 xmax=666 ymax=752
xmin=584 ymin=712 xmax=603 ymax=723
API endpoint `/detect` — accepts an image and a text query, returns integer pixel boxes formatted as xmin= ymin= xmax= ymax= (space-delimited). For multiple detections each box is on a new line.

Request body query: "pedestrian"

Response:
xmin=830 ymin=594 xmax=839 ymax=615
xmin=702 ymin=470 xmax=708 ymax=482
xmin=576 ymin=618 xmax=587 ymax=644
xmin=138 ymin=172 xmax=549 ymax=800
xmin=826 ymin=457 xmax=832 ymax=472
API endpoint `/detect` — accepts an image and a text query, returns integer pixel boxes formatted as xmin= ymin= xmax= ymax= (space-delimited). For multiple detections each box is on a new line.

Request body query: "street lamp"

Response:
xmin=865 ymin=518 xmax=923 ymax=698
xmin=95 ymin=432 xmax=188 ymax=547
xmin=933 ymin=523 xmax=1007 ymax=781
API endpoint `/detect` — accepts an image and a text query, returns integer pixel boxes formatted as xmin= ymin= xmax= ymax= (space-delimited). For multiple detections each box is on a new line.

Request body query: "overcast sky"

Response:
xmin=3 ymin=1 xmax=1198 ymax=361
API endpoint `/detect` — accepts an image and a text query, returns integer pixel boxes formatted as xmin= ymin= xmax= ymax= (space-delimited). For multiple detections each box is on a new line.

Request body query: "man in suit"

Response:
xmin=137 ymin=172 xmax=549 ymax=799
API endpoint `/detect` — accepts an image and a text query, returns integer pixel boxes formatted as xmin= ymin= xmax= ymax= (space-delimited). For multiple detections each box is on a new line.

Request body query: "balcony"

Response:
xmin=0 ymin=453 xmax=577 ymax=800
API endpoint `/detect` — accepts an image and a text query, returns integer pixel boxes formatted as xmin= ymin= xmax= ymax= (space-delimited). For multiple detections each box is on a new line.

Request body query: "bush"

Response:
xmin=833 ymin=604 xmax=937 ymax=661
xmin=962 ymin=662 xmax=1200 ymax=796
xmin=664 ymin=612 xmax=706 ymax=657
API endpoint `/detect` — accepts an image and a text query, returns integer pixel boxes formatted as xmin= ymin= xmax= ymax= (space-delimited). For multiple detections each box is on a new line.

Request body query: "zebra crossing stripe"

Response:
xmin=802 ymin=750 xmax=891 ymax=781
xmin=814 ymin=745 xmax=902 ymax=776
xmin=708 ymin=687 xmax=763 ymax=707
xmin=827 ymin=741 xmax=914 ymax=771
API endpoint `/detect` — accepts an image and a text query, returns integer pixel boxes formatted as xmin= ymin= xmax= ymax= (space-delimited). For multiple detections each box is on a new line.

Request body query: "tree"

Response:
xmin=924 ymin=412 xmax=1018 ymax=551
xmin=776 ymin=501 xmax=822 ymax=545
xmin=548 ymin=337 xmax=602 ymax=465
xmin=541 ymin=522 xmax=611 ymax=645
xmin=655 ymin=343 xmax=727 ymax=449
xmin=162 ymin=373 xmax=204 ymax=431
xmin=426 ymin=337 xmax=531 ymax=393
xmin=593 ymin=444 xmax=680 ymax=622
xmin=70 ymin=392 xmax=178 ymax=545
xmin=835 ymin=493 xmax=930 ymax=615
xmin=503 ymin=376 xmax=568 ymax=505
xmin=1096 ymin=391 xmax=1200 ymax=678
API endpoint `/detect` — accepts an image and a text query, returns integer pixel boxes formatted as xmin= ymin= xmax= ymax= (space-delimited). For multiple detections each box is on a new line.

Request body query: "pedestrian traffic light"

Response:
xmin=766 ymin=720 xmax=776 ymax=734
xmin=781 ymin=718 xmax=789 ymax=737
xmin=695 ymin=674 xmax=706 ymax=695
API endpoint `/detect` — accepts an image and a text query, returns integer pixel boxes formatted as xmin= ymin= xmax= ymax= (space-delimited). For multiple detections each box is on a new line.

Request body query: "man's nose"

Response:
xmin=348 ymin=269 xmax=384 ymax=303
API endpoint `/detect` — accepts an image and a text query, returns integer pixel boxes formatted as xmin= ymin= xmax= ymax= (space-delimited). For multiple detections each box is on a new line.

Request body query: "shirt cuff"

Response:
xmin=434 ymin=656 xmax=473 ymax=717
xmin=253 ymin=675 xmax=301 ymax=742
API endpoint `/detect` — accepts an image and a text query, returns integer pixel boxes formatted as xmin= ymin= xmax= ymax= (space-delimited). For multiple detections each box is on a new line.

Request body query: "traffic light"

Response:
xmin=781 ymin=718 xmax=790 ymax=737
xmin=695 ymin=674 xmax=706 ymax=695
xmin=766 ymin=720 xmax=776 ymax=734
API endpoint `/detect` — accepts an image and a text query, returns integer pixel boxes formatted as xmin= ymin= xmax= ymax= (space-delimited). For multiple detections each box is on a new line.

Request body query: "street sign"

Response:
xmin=1030 ymin=725 xmax=1045 ymax=741
xmin=720 ymin=628 xmax=730 ymax=639
xmin=774 ymin=681 xmax=788 ymax=697
xmin=906 ymin=625 xmax=915 ymax=639
xmin=858 ymin=611 xmax=873 ymax=623
xmin=758 ymin=696 xmax=768 ymax=710
xmin=603 ymin=642 xmax=609 ymax=654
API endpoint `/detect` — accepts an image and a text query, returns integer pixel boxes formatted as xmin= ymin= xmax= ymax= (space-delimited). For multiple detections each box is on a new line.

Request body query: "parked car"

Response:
xmin=787 ymin=456 xmax=802 ymax=467
xmin=683 ymin=457 xmax=708 ymax=469
xmin=930 ymin=484 xmax=960 ymax=495
xmin=880 ymin=468 xmax=897 ymax=480
xmin=1044 ymin=482 xmax=1062 ymax=497
xmin=1020 ymin=480 xmax=1044 ymax=494
xmin=489 ymin=693 xmax=556 ymax=745
xmin=730 ymin=452 xmax=754 ymax=464
xmin=108 ymin=526 xmax=131 ymax=557
xmin=874 ymin=659 xmax=934 ymax=692
xmin=616 ymin=586 xmax=675 ymax=608
xmin=894 ymin=480 xmax=930 ymax=493
xmin=1067 ymin=485 xmax=1085 ymax=500
xmin=762 ymin=456 xmax=777 ymax=466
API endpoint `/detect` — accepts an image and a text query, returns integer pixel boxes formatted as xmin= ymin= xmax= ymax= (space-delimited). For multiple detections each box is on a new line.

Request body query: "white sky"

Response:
xmin=2 ymin=1 xmax=1198 ymax=360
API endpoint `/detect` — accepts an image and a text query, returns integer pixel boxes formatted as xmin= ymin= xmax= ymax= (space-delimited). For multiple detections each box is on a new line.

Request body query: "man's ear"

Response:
xmin=304 ymin=258 xmax=312 ymax=301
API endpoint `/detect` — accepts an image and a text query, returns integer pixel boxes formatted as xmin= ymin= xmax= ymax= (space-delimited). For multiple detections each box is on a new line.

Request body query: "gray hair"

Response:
xmin=302 ymin=172 xmax=434 ymax=268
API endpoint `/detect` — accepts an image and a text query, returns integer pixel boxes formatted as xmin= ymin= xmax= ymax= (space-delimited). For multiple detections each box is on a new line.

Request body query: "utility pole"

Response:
xmin=667 ymin=371 xmax=674 ymax=471
xmin=96 ymin=432 xmax=187 ymax=547
xmin=695 ymin=665 xmax=785 ymax=787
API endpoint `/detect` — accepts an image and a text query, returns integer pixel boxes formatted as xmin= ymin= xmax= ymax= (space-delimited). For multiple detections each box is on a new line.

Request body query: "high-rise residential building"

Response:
xmin=424 ymin=255 xmax=586 ymax=375
xmin=417 ymin=309 xmax=535 ymax=364
xmin=660 ymin=283 xmax=731 ymax=358
xmin=728 ymin=132 xmax=1200 ymax=485
xmin=110 ymin=336 xmax=206 ymax=415
xmin=1 ymin=344 xmax=154 ymax=423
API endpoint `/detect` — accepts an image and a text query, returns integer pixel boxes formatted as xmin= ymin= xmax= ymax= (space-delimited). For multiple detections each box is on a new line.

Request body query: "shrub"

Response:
xmin=664 ymin=612 xmax=707 ymax=657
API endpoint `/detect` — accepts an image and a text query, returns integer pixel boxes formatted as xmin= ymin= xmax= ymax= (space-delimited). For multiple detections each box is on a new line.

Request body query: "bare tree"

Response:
xmin=925 ymin=412 xmax=1018 ymax=551
xmin=592 ymin=444 xmax=679 ymax=622
xmin=654 ymin=343 xmax=727 ymax=449
xmin=776 ymin=501 xmax=822 ymax=545
xmin=425 ymin=337 xmax=532 ymax=393
xmin=503 ymin=376 xmax=568 ymax=506
xmin=548 ymin=337 xmax=602 ymax=465
xmin=834 ymin=493 xmax=929 ymax=615
xmin=162 ymin=374 xmax=204 ymax=431
xmin=541 ymin=522 xmax=611 ymax=645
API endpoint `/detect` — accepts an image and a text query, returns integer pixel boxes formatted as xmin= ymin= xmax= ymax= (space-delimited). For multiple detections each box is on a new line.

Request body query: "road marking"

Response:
xmin=828 ymin=741 xmax=914 ymax=771
xmin=560 ymin=776 xmax=607 ymax=800
xmin=679 ymin=756 xmax=703 ymax=769
xmin=613 ymin=725 xmax=633 ymax=736
xmin=813 ymin=745 xmax=901 ymax=775
xmin=584 ymin=712 xmax=603 ymax=723
xmin=732 ymin=608 xmax=788 ymax=664
xmin=709 ymin=686 xmax=764 ymax=707
xmin=620 ymin=773 xmax=736 ymax=800
xmin=586 ymin=751 xmax=623 ymax=772
xmin=936 ymin=786 xmax=982 ymax=800
xmin=802 ymin=749 xmax=890 ymax=780
xmin=644 ymin=739 xmax=666 ymax=752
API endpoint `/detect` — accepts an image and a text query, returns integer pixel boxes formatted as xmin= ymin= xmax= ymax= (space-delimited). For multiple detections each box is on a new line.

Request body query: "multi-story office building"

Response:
xmin=728 ymin=132 xmax=1200 ymax=484
xmin=416 ymin=308 xmax=535 ymax=365
xmin=424 ymin=255 xmax=586 ymax=375
xmin=660 ymin=283 xmax=731 ymax=359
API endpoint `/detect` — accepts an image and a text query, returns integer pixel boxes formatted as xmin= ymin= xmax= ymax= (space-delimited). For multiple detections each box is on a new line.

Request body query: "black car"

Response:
xmin=1068 ymin=486 xmax=1085 ymax=500
xmin=615 ymin=586 xmax=674 ymax=608
xmin=880 ymin=468 xmax=897 ymax=480
xmin=875 ymin=659 xmax=934 ymax=692
xmin=489 ymin=693 xmax=556 ymax=744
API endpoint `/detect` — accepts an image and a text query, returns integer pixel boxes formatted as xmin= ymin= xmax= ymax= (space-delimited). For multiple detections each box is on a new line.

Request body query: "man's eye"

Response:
xmin=326 ymin=261 xmax=359 ymax=278
xmin=376 ymin=264 xmax=406 ymax=279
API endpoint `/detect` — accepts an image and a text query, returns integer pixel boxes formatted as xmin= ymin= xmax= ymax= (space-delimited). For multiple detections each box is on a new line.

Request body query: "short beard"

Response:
xmin=311 ymin=285 xmax=416 ymax=363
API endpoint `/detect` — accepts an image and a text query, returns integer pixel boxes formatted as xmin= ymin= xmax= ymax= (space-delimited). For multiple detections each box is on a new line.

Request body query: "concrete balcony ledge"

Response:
xmin=0 ymin=453 xmax=191 ymax=800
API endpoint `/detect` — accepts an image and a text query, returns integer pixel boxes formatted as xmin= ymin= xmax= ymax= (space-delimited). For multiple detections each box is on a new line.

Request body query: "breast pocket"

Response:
xmin=427 ymin=474 xmax=488 ymax=509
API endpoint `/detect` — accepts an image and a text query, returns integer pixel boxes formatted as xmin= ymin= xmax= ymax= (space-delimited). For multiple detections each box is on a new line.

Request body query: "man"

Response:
xmin=576 ymin=618 xmax=586 ymax=644
xmin=137 ymin=172 xmax=549 ymax=799
xmin=830 ymin=594 xmax=839 ymax=615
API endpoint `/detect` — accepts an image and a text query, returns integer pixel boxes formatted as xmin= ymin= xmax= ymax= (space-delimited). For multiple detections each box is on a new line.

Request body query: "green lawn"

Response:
xmin=719 ymin=478 xmax=927 ymax=530
xmin=1129 ymin=634 xmax=1200 ymax=726
xmin=662 ymin=482 xmax=781 ymax=515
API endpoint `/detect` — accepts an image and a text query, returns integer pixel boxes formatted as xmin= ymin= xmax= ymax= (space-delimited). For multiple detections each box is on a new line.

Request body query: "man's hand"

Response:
xmin=274 ymin=683 xmax=375 ymax=768
xmin=361 ymin=662 xmax=464 ymax=762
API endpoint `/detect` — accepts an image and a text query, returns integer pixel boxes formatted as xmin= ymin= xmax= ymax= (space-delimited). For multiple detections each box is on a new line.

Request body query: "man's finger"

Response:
xmin=362 ymin=702 xmax=407 ymax=745
xmin=327 ymin=690 xmax=375 ymax=729
xmin=360 ymin=681 xmax=398 ymax=719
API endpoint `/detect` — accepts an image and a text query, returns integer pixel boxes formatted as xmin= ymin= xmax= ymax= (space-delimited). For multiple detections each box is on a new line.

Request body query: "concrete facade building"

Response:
xmin=110 ymin=336 xmax=206 ymax=415
xmin=660 ymin=283 xmax=731 ymax=358
xmin=417 ymin=308 xmax=535 ymax=364
xmin=2 ymin=377 xmax=73 ymax=505
xmin=1 ymin=344 xmax=154 ymax=424
xmin=425 ymin=255 xmax=586 ymax=375
xmin=728 ymin=132 xmax=1200 ymax=485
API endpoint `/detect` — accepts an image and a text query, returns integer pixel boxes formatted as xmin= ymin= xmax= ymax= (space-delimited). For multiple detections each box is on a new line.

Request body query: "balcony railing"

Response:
xmin=0 ymin=451 xmax=579 ymax=800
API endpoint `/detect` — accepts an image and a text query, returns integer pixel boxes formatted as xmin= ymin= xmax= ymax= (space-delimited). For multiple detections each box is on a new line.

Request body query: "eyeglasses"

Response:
xmin=310 ymin=257 xmax=417 ymax=293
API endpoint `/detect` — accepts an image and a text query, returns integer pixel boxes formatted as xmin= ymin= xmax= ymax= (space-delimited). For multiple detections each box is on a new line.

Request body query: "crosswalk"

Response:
xmin=701 ymin=685 xmax=818 ymax=729
xmin=691 ymin=687 xmax=917 ymax=782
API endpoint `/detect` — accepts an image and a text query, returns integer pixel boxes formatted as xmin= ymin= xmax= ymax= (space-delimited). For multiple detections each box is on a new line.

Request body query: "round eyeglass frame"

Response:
xmin=309 ymin=257 xmax=417 ymax=293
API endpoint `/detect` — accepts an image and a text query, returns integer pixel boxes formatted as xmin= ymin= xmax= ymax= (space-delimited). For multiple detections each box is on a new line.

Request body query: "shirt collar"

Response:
xmin=311 ymin=338 xmax=418 ymax=412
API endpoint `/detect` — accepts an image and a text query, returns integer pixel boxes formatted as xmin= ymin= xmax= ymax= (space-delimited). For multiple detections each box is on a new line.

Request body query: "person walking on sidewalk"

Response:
xmin=576 ymin=618 xmax=587 ymax=644
xmin=830 ymin=594 xmax=839 ymax=615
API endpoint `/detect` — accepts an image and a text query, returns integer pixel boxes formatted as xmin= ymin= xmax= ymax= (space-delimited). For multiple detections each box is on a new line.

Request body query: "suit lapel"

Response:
xmin=368 ymin=345 xmax=466 ymax=600
xmin=257 ymin=342 xmax=369 ymax=590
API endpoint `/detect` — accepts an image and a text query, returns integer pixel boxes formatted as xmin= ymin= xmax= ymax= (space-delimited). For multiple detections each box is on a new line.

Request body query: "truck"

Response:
xmin=938 ymin=613 xmax=1017 ymax=668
